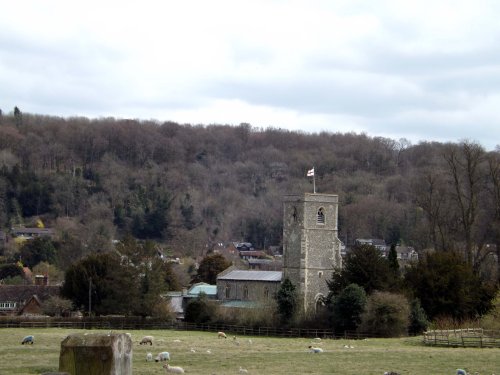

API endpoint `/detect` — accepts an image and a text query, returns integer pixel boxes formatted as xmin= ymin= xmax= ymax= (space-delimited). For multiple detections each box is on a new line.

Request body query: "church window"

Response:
xmin=317 ymin=207 xmax=325 ymax=224
xmin=318 ymin=271 xmax=323 ymax=278
xmin=243 ymin=285 xmax=249 ymax=300
xmin=264 ymin=287 xmax=269 ymax=299
xmin=225 ymin=285 xmax=231 ymax=299
xmin=292 ymin=206 xmax=297 ymax=222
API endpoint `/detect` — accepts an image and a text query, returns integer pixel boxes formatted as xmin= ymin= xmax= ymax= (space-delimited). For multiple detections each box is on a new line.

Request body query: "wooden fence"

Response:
xmin=0 ymin=317 xmax=372 ymax=340
xmin=423 ymin=328 xmax=500 ymax=348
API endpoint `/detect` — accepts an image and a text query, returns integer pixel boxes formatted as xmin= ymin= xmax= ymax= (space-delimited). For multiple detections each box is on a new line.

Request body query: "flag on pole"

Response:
xmin=307 ymin=168 xmax=314 ymax=177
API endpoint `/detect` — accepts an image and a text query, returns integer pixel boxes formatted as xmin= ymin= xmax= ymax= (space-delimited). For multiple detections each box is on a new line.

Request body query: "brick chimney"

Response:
xmin=34 ymin=274 xmax=49 ymax=286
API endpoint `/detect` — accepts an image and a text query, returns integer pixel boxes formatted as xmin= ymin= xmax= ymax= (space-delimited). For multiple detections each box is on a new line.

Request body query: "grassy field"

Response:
xmin=0 ymin=328 xmax=499 ymax=374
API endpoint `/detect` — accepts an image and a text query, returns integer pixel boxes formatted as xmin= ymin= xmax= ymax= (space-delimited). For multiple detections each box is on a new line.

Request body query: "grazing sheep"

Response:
xmin=155 ymin=351 xmax=171 ymax=362
xmin=247 ymin=339 xmax=253 ymax=345
xmin=239 ymin=366 xmax=249 ymax=374
xmin=217 ymin=331 xmax=227 ymax=339
xmin=140 ymin=336 xmax=154 ymax=345
xmin=313 ymin=337 xmax=322 ymax=342
xmin=163 ymin=363 xmax=185 ymax=374
xmin=21 ymin=335 xmax=34 ymax=345
xmin=456 ymin=370 xmax=469 ymax=375
xmin=308 ymin=345 xmax=323 ymax=353
xmin=146 ymin=352 xmax=153 ymax=362
xmin=190 ymin=348 xmax=196 ymax=353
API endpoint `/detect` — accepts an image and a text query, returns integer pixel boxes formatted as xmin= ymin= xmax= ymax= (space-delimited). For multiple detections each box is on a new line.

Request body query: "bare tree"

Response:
xmin=443 ymin=141 xmax=486 ymax=269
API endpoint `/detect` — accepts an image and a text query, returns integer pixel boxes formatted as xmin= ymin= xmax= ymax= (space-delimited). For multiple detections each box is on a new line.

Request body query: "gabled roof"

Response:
xmin=217 ymin=270 xmax=282 ymax=282
xmin=0 ymin=285 xmax=60 ymax=302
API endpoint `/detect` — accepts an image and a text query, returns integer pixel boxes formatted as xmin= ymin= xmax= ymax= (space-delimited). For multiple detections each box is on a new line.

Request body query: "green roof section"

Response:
xmin=188 ymin=283 xmax=217 ymax=296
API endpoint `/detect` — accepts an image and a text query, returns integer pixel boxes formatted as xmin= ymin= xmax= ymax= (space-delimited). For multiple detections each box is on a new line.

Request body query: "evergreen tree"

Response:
xmin=331 ymin=283 xmax=367 ymax=333
xmin=13 ymin=106 xmax=22 ymax=127
xmin=408 ymin=298 xmax=429 ymax=335
xmin=388 ymin=243 xmax=399 ymax=274
xmin=274 ymin=277 xmax=297 ymax=325
xmin=19 ymin=237 xmax=56 ymax=267
xmin=404 ymin=251 xmax=496 ymax=320
xmin=327 ymin=244 xmax=394 ymax=295
xmin=192 ymin=253 xmax=231 ymax=284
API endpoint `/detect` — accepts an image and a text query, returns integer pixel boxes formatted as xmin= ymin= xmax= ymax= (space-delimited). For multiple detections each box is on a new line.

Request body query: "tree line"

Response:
xmin=0 ymin=107 xmax=498 ymax=332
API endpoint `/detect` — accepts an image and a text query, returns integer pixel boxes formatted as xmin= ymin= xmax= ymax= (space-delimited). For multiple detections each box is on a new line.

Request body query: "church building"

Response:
xmin=217 ymin=193 xmax=342 ymax=315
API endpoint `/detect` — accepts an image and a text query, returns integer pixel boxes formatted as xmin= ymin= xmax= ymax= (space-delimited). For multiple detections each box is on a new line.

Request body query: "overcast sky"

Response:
xmin=1 ymin=1 xmax=499 ymax=150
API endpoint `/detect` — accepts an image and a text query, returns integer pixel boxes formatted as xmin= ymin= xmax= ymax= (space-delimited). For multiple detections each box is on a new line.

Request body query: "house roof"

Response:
xmin=217 ymin=270 xmax=282 ymax=282
xmin=0 ymin=285 xmax=60 ymax=302
xmin=188 ymin=283 xmax=217 ymax=296
xmin=11 ymin=227 xmax=54 ymax=237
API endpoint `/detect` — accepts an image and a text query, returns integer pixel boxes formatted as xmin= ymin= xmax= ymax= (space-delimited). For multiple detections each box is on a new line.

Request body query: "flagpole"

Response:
xmin=313 ymin=167 xmax=316 ymax=194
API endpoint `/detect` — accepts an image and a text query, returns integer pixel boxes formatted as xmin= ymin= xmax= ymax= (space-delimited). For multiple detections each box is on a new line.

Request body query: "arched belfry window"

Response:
xmin=292 ymin=206 xmax=298 ymax=222
xmin=317 ymin=207 xmax=325 ymax=224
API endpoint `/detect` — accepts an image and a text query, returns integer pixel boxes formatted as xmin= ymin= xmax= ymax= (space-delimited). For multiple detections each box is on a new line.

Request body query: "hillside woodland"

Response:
xmin=0 ymin=108 xmax=499 ymax=320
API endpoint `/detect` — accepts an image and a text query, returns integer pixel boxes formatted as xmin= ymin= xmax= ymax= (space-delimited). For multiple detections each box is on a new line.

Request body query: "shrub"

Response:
xmin=360 ymin=291 xmax=409 ymax=337
xmin=184 ymin=294 xmax=218 ymax=323
xmin=480 ymin=291 xmax=500 ymax=330
xmin=408 ymin=298 xmax=429 ymax=335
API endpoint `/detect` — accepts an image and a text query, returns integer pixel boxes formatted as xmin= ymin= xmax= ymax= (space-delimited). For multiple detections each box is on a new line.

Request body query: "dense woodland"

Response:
xmin=0 ymin=108 xmax=499 ymax=280
xmin=0 ymin=107 xmax=499 ymax=328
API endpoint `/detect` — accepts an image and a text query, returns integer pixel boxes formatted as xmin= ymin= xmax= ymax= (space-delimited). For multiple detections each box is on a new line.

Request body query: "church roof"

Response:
xmin=217 ymin=270 xmax=282 ymax=282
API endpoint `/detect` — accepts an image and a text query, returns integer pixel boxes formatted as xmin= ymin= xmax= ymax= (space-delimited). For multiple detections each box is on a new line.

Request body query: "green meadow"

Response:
xmin=0 ymin=328 xmax=498 ymax=375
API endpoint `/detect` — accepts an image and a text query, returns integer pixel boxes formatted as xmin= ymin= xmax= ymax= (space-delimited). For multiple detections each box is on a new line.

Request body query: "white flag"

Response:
xmin=307 ymin=168 xmax=314 ymax=177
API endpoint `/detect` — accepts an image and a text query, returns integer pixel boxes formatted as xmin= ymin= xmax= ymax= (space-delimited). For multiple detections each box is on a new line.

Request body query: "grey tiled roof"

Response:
xmin=217 ymin=270 xmax=282 ymax=282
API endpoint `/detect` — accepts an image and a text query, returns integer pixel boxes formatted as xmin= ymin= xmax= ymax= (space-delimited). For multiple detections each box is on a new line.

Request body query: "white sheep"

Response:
xmin=217 ymin=331 xmax=227 ymax=339
xmin=313 ymin=337 xmax=322 ymax=342
xmin=146 ymin=352 xmax=153 ymax=362
xmin=308 ymin=345 xmax=323 ymax=353
xmin=155 ymin=351 xmax=171 ymax=362
xmin=140 ymin=335 xmax=154 ymax=345
xmin=163 ymin=363 xmax=185 ymax=374
xmin=239 ymin=366 xmax=249 ymax=374
xmin=21 ymin=335 xmax=34 ymax=345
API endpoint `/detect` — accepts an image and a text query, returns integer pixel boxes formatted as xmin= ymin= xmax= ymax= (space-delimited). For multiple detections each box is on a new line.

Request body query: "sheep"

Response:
xmin=313 ymin=337 xmax=322 ymax=342
xmin=146 ymin=352 xmax=153 ymax=362
xmin=308 ymin=345 xmax=323 ymax=353
xmin=163 ymin=363 xmax=185 ymax=374
xmin=139 ymin=335 xmax=154 ymax=345
xmin=155 ymin=351 xmax=171 ymax=362
xmin=239 ymin=366 xmax=249 ymax=374
xmin=456 ymin=370 xmax=469 ymax=375
xmin=217 ymin=331 xmax=227 ymax=339
xmin=21 ymin=335 xmax=34 ymax=345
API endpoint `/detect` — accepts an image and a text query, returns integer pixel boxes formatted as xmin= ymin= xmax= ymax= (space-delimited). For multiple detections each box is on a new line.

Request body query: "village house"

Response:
xmin=166 ymin=282 xmax=217 ymax=320
xmin=0 ymin=283 xmax=60 ymax=316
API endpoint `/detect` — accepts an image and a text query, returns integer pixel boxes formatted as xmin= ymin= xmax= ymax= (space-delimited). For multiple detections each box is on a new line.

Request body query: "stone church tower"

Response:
xmin=282 ymin=193 xmax=342 ymax=314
